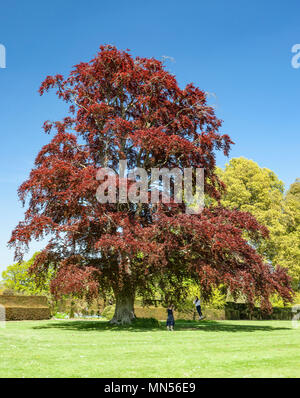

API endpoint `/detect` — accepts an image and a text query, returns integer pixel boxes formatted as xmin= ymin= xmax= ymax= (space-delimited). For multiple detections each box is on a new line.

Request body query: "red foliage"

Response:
xmin=9 ymin=45 xmax=293 ymax=310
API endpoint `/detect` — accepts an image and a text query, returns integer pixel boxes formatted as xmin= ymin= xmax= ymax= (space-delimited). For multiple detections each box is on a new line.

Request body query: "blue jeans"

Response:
xmin=196 ymin=305 xmax=202 ymax=317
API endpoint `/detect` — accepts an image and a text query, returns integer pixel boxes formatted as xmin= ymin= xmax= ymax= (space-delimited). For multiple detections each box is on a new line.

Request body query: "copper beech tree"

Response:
xmin=9 ymin=46 xmax=293 ymax=324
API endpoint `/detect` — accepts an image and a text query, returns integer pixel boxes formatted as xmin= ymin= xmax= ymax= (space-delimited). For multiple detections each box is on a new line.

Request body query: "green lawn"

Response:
xmin=0 ymin=319 xmax=299 ymax=378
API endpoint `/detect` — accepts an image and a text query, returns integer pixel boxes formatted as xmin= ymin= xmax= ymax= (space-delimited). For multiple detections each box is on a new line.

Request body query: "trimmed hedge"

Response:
xmin=4 ymin=307 xmax=51 ymax=321
xmin=102 ymin=303 xmax=295 ymax=321
xmin=0 ymin=295 xmax=51 ymax=321
xmin=225 ymin=302 xmax=294 ymax=320
xmin=135 ymin=306 xmax=225 ymax=320
xmin=101 ymin=305 xmax=225 ymax=321
xmin=0 ymin=295 xmax=49 ymax=307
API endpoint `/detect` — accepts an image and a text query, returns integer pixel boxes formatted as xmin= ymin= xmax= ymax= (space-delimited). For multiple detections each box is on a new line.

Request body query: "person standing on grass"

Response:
xmin=194 ymin=296 xmax=205 ymax=320
xmin=166 ymin=304 xmax=175 ymax=331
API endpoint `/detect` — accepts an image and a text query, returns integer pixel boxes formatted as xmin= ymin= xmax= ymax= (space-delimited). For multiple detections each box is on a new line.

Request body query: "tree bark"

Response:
xmin=110 ymin=284 xmax=135 ymax=325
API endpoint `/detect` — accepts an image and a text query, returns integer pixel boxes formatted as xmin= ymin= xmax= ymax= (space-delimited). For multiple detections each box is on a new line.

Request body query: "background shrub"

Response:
xmin=101 ymin=305 xmax=115 ymax=320
xmin=53 ymin=312 xmax=69 ymax=319
xmin=2 ymin=289 xmax=17 ymax=296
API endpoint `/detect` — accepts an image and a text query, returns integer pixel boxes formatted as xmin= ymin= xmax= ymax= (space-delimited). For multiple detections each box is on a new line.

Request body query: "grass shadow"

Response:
xmin=32 ymin=318 xmax=292 ymax=333
xmin=174 ymin=319 xmax=291 ymax=332
xmin=33 ymin=318 xmax=162 ymax=333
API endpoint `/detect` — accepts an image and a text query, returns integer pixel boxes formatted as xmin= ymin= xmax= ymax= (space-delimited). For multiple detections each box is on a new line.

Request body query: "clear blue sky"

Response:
xmin=0 ymin=0 xmax=299 ymax=274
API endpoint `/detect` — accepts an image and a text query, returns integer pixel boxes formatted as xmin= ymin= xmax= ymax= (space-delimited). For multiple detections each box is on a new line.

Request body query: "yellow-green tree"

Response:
xmin=217 ymin=158 xmax=300 ymax=284
xmin=274 ymin=179 xmax=300 ymax=283
xmin=1 ymin=253 xmax=53 ymax=295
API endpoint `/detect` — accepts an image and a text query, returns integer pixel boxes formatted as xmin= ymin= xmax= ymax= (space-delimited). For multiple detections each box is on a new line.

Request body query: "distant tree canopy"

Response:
xmin=276 ymin=179 xmax=300 ymax=284
xmin=1 ymin=253 xmax=53 ymax=296
xmin=287 ymin=178 xmax=300 ymax=201
xmin=217 ymin=158 xmax=300 ymax=285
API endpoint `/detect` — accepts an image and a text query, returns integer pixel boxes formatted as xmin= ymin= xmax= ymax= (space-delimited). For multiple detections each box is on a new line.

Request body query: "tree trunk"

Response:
xmin=110 ymin=285 xmax=135 ymax=325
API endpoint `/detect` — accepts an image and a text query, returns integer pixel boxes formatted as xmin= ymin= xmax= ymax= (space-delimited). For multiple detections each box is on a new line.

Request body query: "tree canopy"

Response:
xmin=9 ymin=46 xmax=293 ymax=323
xmin=217 ymin=158 xmax=300 ymax=285
xmin=275 ymin=179 xmax=300 ymax=284
xmin=1 ymin=253 xmax=52 ymax=296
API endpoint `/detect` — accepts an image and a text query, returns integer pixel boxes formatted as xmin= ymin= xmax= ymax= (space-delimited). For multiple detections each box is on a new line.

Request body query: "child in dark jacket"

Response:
xmin=166 ymin=304 xmax=175 ymax=331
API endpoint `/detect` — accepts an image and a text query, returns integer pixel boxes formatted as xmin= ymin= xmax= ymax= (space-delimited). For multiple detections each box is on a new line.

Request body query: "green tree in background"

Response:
xmin=216 ymin=157 xmax=286 ymax=260
xmin=274 ymin=179 xmax=300 ymax=284
xmin=217 ymin=158 xmax=300 ymax=285
xmin=1 ymin=253 xmax=53 ymax=295
xmin=287 ymin=178 xmax=300 ymax=200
